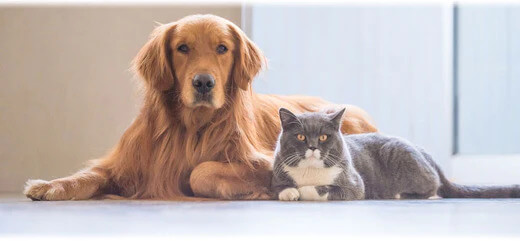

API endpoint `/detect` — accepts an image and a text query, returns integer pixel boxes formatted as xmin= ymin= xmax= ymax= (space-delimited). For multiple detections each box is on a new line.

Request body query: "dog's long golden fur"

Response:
xmin=24 ymin=15 xmax=377 ymax=201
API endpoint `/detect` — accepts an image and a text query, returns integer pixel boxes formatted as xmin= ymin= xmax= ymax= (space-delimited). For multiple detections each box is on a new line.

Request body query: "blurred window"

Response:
xmin=456 ymin=6 xmax=520 ymax=155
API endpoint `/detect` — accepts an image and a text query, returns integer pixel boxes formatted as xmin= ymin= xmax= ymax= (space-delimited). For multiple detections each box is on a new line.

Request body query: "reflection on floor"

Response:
xmin=1 ymin=194 xmax=520 ymax=237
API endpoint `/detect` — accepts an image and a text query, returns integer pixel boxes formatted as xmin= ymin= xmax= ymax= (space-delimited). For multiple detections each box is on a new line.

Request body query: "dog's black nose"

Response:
xmin=192 ymin=74 xmax=215 ymax=94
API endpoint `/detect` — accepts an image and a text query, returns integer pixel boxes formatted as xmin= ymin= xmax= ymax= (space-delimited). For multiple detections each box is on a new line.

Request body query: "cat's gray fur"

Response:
xmin=271 ymin=108 xmax=520 ymax=201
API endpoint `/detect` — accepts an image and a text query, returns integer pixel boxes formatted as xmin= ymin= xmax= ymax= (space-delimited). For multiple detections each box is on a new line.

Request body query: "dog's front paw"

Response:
xmin=278 ymin=188 xmax=300 ymax=201
xmin=24 ymin=179 xmax=70 ymax=201
xmin=298 ymin=186 xmax=328 ymax=201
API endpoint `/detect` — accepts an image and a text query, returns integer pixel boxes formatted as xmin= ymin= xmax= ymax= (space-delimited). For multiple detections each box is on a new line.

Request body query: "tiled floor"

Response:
xmin=1 ymin=194 xmax=520 ymax=237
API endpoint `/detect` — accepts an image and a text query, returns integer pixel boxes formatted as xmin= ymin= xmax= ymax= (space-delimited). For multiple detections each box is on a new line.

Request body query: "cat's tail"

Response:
xmin=422 ymin=151 xmax=520 ymax=198
xmin=437 ymin=174 xmax=520 ymax=198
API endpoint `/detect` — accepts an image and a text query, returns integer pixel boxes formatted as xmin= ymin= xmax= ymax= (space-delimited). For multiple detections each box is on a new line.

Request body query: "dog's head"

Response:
xmin=134 ymin=14 xmax=265 ymax=109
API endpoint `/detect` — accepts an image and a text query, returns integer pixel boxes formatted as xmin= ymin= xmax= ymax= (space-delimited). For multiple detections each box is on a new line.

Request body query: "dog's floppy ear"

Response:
xmin=133 ymin=23 xmax=177 ymax=91
xmin=228 ymin=23 xmax=266 ymax=91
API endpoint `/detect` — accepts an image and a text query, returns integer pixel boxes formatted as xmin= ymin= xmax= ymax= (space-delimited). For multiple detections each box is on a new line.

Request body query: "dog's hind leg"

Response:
xmin=190 ymin=161 xmax=273 ymax=200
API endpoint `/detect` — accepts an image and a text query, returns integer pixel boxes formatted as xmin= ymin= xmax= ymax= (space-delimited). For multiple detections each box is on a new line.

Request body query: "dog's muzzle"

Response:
xmin=192 ymin=74 xmax=215 ymax=94
xmin=192 ymin=74 xmax=215 ymax=105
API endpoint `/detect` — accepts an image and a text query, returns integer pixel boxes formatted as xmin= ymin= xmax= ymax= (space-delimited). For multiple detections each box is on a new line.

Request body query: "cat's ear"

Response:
xmin=279 ymin=108 xmax=300 ymax=130
xmin=328 ymin=108 xmax=346 ymax=130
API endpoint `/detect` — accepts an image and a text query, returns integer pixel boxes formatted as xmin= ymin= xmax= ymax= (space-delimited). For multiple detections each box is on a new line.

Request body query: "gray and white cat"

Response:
xmin=271 ymin=108 xmax=520 ymax=201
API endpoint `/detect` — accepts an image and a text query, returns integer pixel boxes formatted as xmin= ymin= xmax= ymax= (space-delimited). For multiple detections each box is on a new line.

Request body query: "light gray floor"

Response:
xmin=1 ymin=194 xmax=520 ymax=237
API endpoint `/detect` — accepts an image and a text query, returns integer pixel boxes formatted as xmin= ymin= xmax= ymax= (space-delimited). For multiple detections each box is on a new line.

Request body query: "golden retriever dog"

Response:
xmin=24 ymin=14 xmax=377 ymax=201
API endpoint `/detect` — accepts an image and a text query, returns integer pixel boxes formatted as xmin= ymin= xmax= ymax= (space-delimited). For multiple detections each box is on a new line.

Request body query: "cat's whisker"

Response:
xmin=325 ymin=153 xmax=344 ymax=159
xmin=274 ymin=154 xmax=301 ymax=176
xmin=280 ymin=156 xmax=298 ymax=168
xmin=279 ymin=158 xmax=299 ymax=175
xmin=281 ymin=153 xmax=298 ymax=161
xmin=324 ymin=156 xmax=341 ymax=166
xmin=287 ymin=155 xmax=300 ymax=163
xmin=286 ymin=156 xmax=301 ymax=164
xmin=276 ymin=156 xmax=303 ymax=176
xmin=325 ymin=154 xmax=345 ymax=165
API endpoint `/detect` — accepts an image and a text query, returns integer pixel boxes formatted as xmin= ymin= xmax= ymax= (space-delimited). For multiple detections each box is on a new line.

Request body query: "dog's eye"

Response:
xmin=177 ymin=44 xmax=189 ymax=53
xmin=216 ymin=44 xmax=228 ymax=54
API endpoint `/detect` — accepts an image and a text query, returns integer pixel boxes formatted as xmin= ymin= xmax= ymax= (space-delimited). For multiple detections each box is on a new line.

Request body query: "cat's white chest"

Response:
xmin=283 ymin=164 xmax=343 ymax=187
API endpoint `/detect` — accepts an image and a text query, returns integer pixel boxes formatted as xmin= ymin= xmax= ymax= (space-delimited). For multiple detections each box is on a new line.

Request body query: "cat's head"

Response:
xmin=276 ymin=108 xmax=346 ymax=168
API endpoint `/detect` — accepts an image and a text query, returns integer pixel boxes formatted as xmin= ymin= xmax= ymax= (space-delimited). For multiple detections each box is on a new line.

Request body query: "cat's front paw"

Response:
xmin=278 ymin=188 xmax=300 ymax=201
xmin=298 ymin=186 xmax=328 ymax=201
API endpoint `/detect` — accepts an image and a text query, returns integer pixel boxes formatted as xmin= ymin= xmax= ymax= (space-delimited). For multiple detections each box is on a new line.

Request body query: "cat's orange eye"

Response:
xmin=319 ymin=135 xmax=328 ymax=142
xmin=297 ymin=134 xmax=306 ymax=141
